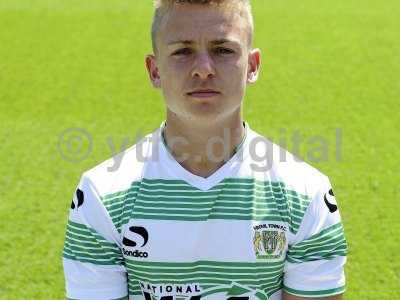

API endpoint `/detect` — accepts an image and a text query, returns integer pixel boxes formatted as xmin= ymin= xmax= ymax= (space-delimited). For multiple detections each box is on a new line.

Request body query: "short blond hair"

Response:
xmin=151 ymin=0 xmax=254 ymax=55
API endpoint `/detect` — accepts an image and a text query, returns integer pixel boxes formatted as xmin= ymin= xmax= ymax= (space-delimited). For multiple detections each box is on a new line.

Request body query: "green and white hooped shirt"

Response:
xmin=63 ymin=121 xmax=347 ymax=300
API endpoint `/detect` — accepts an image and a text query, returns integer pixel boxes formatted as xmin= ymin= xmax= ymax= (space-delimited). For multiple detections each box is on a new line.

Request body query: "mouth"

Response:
xmin=186 ymin=89 xmax=221 ymax=99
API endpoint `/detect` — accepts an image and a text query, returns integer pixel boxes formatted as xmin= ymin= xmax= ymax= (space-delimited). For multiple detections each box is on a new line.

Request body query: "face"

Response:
xmin=146 ymin=4 xmax=261 ymax=124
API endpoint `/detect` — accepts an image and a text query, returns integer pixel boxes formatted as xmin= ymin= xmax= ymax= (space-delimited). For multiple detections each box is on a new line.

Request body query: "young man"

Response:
xmin=62 ymin=1 xmax=347 ymax=299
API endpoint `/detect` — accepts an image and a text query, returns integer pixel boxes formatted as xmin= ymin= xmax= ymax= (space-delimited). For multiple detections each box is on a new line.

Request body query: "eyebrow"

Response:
xmin=167 ymin=38 xmax=239 ymax=46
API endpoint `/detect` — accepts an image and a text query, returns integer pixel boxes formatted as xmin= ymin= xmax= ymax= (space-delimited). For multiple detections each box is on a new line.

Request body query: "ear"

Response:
xmin=247 ymin=48 xmax=261 ymax=84
xmin=145 ymin=54 xmax=161 ymax=89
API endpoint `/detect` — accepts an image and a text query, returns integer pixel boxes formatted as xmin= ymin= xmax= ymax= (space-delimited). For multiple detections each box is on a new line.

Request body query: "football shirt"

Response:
xmin=63 ymin=121 xmax=347 ymax=300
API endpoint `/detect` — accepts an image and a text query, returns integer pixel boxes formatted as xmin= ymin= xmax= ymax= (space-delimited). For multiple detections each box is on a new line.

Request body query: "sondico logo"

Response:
xmin=324 ymin=188 xmax=338 ymax=213
xmin=122 ymin=226 xmax=149 ymax=258
xmin=70 ymin=188 xmax=84 ymax=210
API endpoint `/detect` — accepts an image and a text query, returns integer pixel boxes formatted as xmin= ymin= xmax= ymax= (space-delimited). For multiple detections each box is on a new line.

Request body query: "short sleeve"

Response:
xmin=62 ymin=174 xmax=128 ymax=300
xmin=283 ymin=175 xmax=348 ymax=298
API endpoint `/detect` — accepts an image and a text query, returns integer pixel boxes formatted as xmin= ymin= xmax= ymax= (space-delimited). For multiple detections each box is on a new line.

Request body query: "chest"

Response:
xmin=117 ymin=180 xmax=291 ymax=298
xmin=121 ymin=218 xmax=288 ymax=298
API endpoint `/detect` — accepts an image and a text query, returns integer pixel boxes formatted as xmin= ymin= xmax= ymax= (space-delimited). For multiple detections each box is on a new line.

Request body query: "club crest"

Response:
xmin=253 ymin=223 xmax=287 ymax=260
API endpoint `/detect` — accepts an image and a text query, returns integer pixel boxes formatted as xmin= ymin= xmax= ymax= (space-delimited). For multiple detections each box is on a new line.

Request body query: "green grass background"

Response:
xmin=0 ymin=0 xmax=399 ymax=299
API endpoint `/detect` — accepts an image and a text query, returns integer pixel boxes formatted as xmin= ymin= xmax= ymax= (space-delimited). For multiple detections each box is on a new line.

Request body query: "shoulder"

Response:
xmin=273 ymin=148 xmax=329 ymax=199
xmin=81 ymin=127 xmax=161 ymax=199
xmin=248 ymin=129 xmax=333 ymax=232
xmin=248 ymin=128 xmax=330 ymax=194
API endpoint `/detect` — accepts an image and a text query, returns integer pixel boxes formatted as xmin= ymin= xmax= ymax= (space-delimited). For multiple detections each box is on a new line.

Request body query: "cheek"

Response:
xmin=160 ymin=63 xmax=186 ymax=96
xmin=220 ymin=60 xmax=248 ymax=91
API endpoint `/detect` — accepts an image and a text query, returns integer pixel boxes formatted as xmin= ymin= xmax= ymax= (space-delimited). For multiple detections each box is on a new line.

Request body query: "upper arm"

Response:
xmin=283 ymin=175 xmax=347 ymax=298
xmin=63 ymin=174 xmax=128 ymax=300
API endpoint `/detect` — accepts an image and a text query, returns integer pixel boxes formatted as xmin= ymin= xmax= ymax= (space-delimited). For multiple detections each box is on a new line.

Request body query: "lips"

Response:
xmin=187 ymin=89 xmax=221 ymax=98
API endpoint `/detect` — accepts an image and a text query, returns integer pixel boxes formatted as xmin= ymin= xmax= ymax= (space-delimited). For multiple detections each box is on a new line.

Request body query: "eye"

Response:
xmin=172 ymin=48 xmax=193 ymax=56
xmin=214 ymin=47 xmax=235 ymax=55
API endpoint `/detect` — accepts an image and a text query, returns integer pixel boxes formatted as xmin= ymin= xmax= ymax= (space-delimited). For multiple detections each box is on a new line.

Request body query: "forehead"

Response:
xmin=159 ymin=4 xmax=248 ymax=45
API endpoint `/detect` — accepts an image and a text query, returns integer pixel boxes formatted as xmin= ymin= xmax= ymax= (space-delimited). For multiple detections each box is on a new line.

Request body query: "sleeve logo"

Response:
xmin=70 ymin=188 xmax=84 ymax=209
xmin=324 ymin=188 xmax=338 ymax=213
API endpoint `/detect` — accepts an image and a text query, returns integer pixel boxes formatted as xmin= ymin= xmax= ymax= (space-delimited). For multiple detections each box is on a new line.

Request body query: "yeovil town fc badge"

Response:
xmin=253 ymin=223 xmax=287 ymax=260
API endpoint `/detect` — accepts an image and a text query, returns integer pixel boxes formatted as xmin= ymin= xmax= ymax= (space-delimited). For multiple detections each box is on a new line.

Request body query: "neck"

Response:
xmin=163 ymin=111 xmax=246 ymax=178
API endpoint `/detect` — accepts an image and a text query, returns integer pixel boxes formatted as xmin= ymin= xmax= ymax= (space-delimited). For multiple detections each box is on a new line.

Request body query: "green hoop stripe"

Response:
xmin=100 ymin=178 xmax=312 ymax=235
xmin=287 ymin=222 xmax=348 ymax=263
xmin=63 ymin=220 xmax=123 ymax=266
xmin=283 ymin=285 xmax=345 ymax=297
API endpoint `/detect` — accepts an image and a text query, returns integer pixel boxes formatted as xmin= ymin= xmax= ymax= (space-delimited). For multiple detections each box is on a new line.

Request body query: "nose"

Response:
xmin=191 ymin=52 xmax=215 ymax=80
